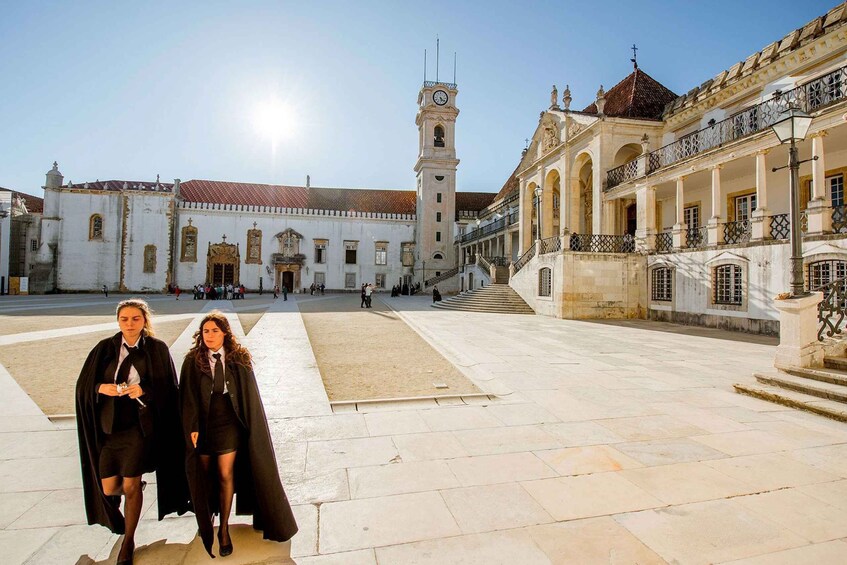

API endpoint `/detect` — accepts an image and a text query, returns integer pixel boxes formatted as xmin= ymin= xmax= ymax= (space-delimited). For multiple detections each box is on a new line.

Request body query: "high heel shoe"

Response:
xmin=218 ymin=527 xmax=233 ymax=557
xmin=116 ymin=539 xmax=135 ymax=565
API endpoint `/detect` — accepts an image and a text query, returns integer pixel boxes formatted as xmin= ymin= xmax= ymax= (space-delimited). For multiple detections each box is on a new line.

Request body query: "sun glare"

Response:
xmin=252 ymin=100 xmax=297 ymax=142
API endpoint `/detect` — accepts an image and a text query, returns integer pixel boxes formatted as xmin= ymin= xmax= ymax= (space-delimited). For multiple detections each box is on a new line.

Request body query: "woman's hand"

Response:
xmin=190 ymin=432 xmax=199 ymax=448
xmin=98 ymin=384 xmax=120 ymax=396
xmin=124 ymin=384 xmax=144 ymax=399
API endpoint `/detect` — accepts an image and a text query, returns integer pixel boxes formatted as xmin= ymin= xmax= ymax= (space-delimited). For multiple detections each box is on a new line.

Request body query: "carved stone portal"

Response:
xmin=206 ymin=241 xmax=240 ymax=286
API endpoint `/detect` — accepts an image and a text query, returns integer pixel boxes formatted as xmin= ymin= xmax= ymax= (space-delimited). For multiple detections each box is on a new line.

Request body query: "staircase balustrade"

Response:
xmin=424 ymin=267 xmax=459 ymax=288
xmin=512 ymin=243 xmax=537 ymax=274
xmin=817 ymin=276 xmax=847 ymax=341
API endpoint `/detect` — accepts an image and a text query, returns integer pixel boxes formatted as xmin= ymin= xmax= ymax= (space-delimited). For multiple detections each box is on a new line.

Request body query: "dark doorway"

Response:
xmin=626 ymin=204 xmax=637 ymax=236
xmin=212 ymin=264 xmax=234 ymax=286
xmin=282 ymin=271 xmax=294 ymax=292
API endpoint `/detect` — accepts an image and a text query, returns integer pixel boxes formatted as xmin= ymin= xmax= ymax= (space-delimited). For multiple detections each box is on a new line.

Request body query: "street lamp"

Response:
xmin=771 ymin=105 xmax=814 ymax=297
xmin=534 ymin=186 xmax=543 ymax=241
xmin=0 ymin=206 xmax=8 ymax=296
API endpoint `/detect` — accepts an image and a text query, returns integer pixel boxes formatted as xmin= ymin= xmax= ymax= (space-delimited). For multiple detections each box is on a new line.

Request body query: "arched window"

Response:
xmin=434 ymin=125 xmax=445 ymax=147
xmin=180 ymin=225 xmax=198 ymax=262
xmin=433 ymin=253 xmax=444 ymax=260
xmin=89 ymin=214 xmax=103 ymax=240
xmin=538 ymin=267 xmax=552 ymax=297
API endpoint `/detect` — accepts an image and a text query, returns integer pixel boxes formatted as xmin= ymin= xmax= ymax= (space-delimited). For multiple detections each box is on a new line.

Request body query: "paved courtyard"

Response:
xmin=1 ymin=293 xmax=847 ymax=564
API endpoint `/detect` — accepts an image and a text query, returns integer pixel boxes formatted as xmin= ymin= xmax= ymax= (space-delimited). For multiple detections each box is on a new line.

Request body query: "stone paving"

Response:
xmin=1 ymin=294 xmax=847 ymax=563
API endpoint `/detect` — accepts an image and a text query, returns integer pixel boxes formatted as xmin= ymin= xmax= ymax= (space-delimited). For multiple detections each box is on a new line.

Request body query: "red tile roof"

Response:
xmin=179 ymin=180 xmax=308 ymax=208
xmin=307 ymin=186 xmax=417 ymax=215
xmin=582 ymin=68 xmax=677 ymax=120
xmin=456 ymin=191 xmax=497 ymax=213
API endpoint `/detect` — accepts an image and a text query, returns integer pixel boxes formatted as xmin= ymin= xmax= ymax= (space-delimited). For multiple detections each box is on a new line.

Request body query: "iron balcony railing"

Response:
xmin=607 ymin=159 xmax=640 ymax=190
xmin=723 ymin=220 xmax=752 ymax=245
xmin=512 ymin=243 xmax=537 ymax=274
xmin=770 ymin=214 xmax=790 ymax=239
xmin=686 ymin=226 xmax=708 ymax=248
xmin=817 ymin=276 xmax=847 ymax=341
xmin=833 ymin=205 xmax=847 ymax=234
xmin=456 ymin=215 xmax=509 ymax=245
xmin=655 ymin=231 xmax=673 ymax=253
xmin=605 ymin=64 xmax=847 ymax=190
xmin=489 ymin=256 xmax=510 ymax=266
xmin=539 ymin=236 xmax=562 ymax=254
xmin=423 ymin=80 xmax=457 ymax=90
xmin=569 ymin=234 xmax=636 ymax=253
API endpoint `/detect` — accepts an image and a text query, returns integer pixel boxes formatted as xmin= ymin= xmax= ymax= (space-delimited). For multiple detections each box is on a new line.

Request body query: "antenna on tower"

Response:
xmin=424 ymin=49 xmax=427 ymax=82
xmin=436 ymin=35 xmax=440 ymax=82
xmin=453 ymin=52 xmax=457 ymax=84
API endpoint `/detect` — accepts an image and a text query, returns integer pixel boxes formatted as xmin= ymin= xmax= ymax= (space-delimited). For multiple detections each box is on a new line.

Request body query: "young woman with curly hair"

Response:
xmin=179 ymin=311 xmax=297 ymax=557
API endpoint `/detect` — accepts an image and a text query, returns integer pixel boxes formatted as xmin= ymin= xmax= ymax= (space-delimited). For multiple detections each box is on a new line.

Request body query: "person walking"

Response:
xmin=75 ymin=299 xmax=189 ymax=565
xmin=179 ymin=312 xmax=298 ymax=557
xmin=282 ymin=285 xmax=288 ymax=301
xmin=365 ymin=283 xmax=373 ymax=308
xmin=102 ymin=285 xmax=109 ymax=298
xmin=360 ymin=283 xmax=367 ymax=308
xmin=273 ymin=285 xmax=279 ymax=299
xmin=175 ymin=286 xmax=181 ymax=301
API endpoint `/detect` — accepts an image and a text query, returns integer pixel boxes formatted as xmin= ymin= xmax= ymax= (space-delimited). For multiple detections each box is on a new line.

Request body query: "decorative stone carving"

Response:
xmin=596 ymin=85 xmax=606 ymax=116
xmin=550 ymin=84 xmax=559 ymax=109
xmin=562 ymin=84 xmax=572 ymax=110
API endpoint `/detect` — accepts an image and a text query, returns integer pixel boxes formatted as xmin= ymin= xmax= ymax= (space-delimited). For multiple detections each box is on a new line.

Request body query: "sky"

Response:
xmin=0 ymin=0 xmax=838 ymax=198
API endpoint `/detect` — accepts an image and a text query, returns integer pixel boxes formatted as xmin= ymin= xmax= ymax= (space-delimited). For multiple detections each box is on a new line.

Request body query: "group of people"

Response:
xmin=360 ymin=282 xmax=374 ymax=308
xmin=192 ymin=283 xmax=246 ymax=300
xmin=75 ymin=300 xmax=296 ymax=564
xmin=390 ymin=281 xmax=422 ymax=297
xmin=308 ymin=282 xmax=325 ymax=295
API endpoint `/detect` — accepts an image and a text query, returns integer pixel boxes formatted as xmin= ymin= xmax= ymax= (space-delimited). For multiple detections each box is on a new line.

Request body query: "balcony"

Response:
xmin=271 ymin=253 xmax=306 ymax=265
xmin=605 ymin=64 xmax=847 ymax=191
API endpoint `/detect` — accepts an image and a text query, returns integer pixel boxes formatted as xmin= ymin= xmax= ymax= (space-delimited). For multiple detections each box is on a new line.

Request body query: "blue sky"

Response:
xmin=0 ymin=0 xmax=836 ymax=198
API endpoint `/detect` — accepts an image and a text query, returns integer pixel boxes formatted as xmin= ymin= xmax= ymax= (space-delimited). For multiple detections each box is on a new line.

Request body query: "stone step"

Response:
xmin=824 ymin=356 xmax=847 ymax=371
xmin=433 ymin=284 xmax=535 ymax=315
xmin=780 ymin=365 xmax=847 ymax=387
xmin=733 ymin=383 xmax=847 ymax=422
xmin=753 ymin=371 xmax=847 ymax=403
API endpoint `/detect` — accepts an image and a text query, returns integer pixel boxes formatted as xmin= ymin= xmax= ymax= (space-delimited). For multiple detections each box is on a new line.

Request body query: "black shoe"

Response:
xmin=218 ymin=528 xmax=233 ymax=557
xmin=140 ymin=480 xmax=147 ymax=492
xmin=116 ymin=539 xmax=135 ymax=565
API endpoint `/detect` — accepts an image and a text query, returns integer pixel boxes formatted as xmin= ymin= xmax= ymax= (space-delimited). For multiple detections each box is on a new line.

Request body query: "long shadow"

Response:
xmin=577 ymin=318 xmax=779 ymax=346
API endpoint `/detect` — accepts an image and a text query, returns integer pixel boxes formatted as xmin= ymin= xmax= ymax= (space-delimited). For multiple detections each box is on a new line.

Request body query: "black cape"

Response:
xmin=179 ymin=356 xmax=298 ymax=556
xmin=75 ymin=332 xmax=191 ymax=533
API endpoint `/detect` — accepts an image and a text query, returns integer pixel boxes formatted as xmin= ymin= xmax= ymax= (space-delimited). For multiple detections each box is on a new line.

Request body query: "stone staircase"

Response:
xmin=734 ymin=356 xmax=847 ymax=422
xmin=432 ymin=283 xmax=535 ymax=315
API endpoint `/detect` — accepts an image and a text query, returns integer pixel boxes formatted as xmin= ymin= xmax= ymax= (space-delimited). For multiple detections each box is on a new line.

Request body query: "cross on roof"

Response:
xmin=631 ymin=44 xmax=638 ymax=69
xmin=222 ymin=234 xmax=227 ymax=242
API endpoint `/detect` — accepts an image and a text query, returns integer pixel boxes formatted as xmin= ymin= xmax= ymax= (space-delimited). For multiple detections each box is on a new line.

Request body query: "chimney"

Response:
xmin=306 ymin=175 xmax=311 ymax=189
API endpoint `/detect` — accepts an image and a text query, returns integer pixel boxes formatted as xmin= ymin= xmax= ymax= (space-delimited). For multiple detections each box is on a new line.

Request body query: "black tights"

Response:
xmin=200 ymin=451 xmax=237 ymax=545
xmin=101 ymin=475 xmax=143 ymax=560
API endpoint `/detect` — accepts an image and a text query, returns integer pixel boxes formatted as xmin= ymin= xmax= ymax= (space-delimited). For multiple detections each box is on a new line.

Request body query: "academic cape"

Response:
xmin=179 ymin=357 xmax=298 ymax=556
xmin=75 ymin=332 xmax=191 ymax=533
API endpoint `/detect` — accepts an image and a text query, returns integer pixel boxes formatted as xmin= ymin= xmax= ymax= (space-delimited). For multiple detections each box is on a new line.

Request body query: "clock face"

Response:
xmin=432 ymin=90 xmax=448 ymax=106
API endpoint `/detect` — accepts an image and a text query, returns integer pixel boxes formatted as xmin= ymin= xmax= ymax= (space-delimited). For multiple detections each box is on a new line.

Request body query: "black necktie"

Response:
xmin=212 ymin=353 xmax=224 ymax=393
xmin=116 ymin=344 xmax=136 ymax=384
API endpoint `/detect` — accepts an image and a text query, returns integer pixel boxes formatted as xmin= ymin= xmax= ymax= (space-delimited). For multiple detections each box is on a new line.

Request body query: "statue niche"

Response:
xmin=206 ymin=241 xmax=240 ymax=287
xmin=271 ymin=228 xmax=306 ymax=266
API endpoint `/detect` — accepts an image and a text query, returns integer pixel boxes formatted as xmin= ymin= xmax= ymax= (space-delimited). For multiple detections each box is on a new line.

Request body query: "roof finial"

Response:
xmin=631 ymin=44 xmax=638 ymax=70
xmin=562 ymin=84 xmax=572 ymax=111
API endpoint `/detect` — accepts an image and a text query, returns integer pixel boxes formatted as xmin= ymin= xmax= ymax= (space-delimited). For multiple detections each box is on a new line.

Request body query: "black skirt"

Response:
xmin=200 ymin=392 xmax=241 ymax=455
xmin=99 ymin=425 xmax=154 ymax=478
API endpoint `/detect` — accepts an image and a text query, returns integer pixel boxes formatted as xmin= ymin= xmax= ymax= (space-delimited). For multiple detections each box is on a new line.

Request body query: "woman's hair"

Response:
xmin=116 ymin=298 xmax=155 ymax=337
xmin=187 ymin=310 xmax=252 ymax=373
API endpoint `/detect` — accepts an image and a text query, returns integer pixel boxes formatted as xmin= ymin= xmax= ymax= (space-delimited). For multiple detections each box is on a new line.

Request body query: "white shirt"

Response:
xmin=208 ymin=346 xmax=228 ymax=393
xmin=114 ymin=337 xmax=141 ymax=386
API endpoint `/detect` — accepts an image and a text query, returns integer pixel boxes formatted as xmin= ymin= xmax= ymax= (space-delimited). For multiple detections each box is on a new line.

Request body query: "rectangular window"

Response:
xmin=683 ymin=205 xmax=700 ymax=230
xmin=375 ymin=273 xmax=386 ymax=288
xmin=808 ymin=260 xmax=847 ymax=291
xmin=830 ymin=175 xmax=844 ymax=208
xmin=314 ymin=239 xmax=328 ymax=264
xmin=345 ymin=273 xmax=356 ymax=288
xmin=436 ymin=212 xmax=442 ymax=222
xmin=538 ymin=267 xmax=552 ymax=297
xmin=651 ymin=268 xmax=673 ymax=301
xmin=344 ymin=240 xmax=358 ymax=264
xmin=734 ymin=194 xmax=756 ymax=222
xmin=375 ymin=242 xmax=387 ymax=265
xmin=314 ymin=272 xmax=325 ymax=286
xmin=401 ymin=242 xmax=415 ymax=266
xmin=714 ymin=265 xmax=743 ymax=305
xmin=437 ymin=193 xmax=442 ymax=203
xmin=30 ymin=239 xmax=38 ymax=251
xmin=436 ymin=231 xmax=441 ymax=242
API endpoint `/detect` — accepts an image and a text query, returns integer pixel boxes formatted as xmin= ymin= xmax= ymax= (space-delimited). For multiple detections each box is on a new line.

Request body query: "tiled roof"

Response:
xmin=582 ymin=68 xmax=677 ymax=120
xmin=0 ymin=187 xmax=44 ymax=214
xmin=180 ymin=180 xmax=309 ymax=208
xmin=307 ymin=186 xmax=417 ymax=215
xmin=61 ymin=180 xmax=174 ymax=192
xmin=456 ymin=191 xmax=497 ymax=213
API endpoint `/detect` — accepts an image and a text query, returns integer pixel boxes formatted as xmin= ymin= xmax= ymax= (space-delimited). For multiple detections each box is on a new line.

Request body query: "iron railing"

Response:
xmin=424 ymin=267 xmax=459 ymax=288
xmin=833 ymin=205 xmax=847 ymax=234
xmin=603 ymin=64 xmax=847 ymax=189
xmin=655 ymin=231 xmax=673 ymax=253
xmin=539 ymin=236 xmax=562 ymax=254
xmin=456 ymin=215 xmax=509 ymax=244
xmin=607 ymin=159 xmax=640 ymax=190
xmin=423 ymin=80 xmax=457 ymax=90
xmin=723 ymin=220 xmax=752 ymax=245
xmin=512 ymin=243 xmax=537 ymax=274
xmin=490 ymin=256 xmax=510 ymax=266
xmin=569 ymin=234 xmax=636 ymax=253
xmin=817 ymin=277 xmax=847 ymax=341
xmin=477 ymin=255 xmax=492 ymax=274
xmin=770 ymin=214 xmax=790 ymax=239
xmin=686 ymin=226 xmax=708 ymax=248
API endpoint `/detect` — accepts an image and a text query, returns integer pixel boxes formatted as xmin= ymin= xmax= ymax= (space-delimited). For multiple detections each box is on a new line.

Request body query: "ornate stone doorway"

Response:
xmin=206 ymin=241 xmax=240 ymax=286
xmin=275 ymin=265 xmax=300 ymax=293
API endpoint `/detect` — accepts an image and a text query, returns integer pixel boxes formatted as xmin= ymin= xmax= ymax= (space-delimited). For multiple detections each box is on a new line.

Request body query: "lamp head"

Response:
xmin=534 ymin=186 xmax=543 ymax=198
xmin=771 ymin=106 xmax=813 ymax=144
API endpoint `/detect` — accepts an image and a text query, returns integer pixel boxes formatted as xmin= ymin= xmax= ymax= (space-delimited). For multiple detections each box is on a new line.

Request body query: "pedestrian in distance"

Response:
xmin=175 ymin=285 xmax=181 ymax=300
xmin=365 ymin=283 xmax=373 ymax=308
xmin=360 ymin=283 xmax=367 ymax=308
xmin=179 ymin=312 xmax=298 ymax=557
xmin=282 ymin=285 xmax=288 ymax=301
xmin=273 ymin=285 xmax=279 ymax=299
xmin=102 ymin=285 xmax=109 ymax=298
xmin=75 ymin=299 xmax=189 ymax=565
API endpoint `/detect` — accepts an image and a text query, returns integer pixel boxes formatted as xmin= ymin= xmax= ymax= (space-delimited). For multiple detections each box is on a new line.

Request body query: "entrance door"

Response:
xmin=468 ymin=272 xmax=474 ymax=290
xmin=212 ymin=264 xmax=235 ymax=286
xmin=626 ymin=204 xmax=637 ymax=236
xmin=282 ymin=272 xmax=294 ymax=293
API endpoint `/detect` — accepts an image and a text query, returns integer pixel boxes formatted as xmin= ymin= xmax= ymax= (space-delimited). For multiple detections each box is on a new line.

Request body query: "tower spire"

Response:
xmin=436 ymin=36 xmax=440 ymax=82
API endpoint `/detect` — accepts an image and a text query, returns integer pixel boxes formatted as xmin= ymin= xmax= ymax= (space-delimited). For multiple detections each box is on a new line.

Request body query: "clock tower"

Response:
xmin=414 ymin=80 xmax=459 ymax=285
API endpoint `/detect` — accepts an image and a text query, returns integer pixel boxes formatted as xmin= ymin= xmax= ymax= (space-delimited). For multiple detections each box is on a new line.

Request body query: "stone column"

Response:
xmin=672 ymin=176 xmax=687 ymax=249
xmin=518 ymin=179 xmax=528 ymax=253
xmin=592 ymin=159 xmax=602 ymax=235
xmin=635 ymin=184 xmax=657 ymax=253
xmin=504 ymin=230 xmax=513 ymax=259
xmin=707 ymin=165 xmax=724 ymax=245
xmin=773 ymin=292 xmax=824 ymax=369
xmin=751 ymin=150 xmax=771 ymax=240
xmin=559 ymin=154 xmax=570 ymax=235
xmin=806 ymin=131 xmax=831 ymax=235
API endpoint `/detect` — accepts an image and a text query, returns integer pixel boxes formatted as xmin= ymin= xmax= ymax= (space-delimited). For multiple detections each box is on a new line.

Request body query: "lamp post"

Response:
xmin=771 ymin=105 xmax=814 ymax=297
xmin=0 ymin=206 xmax=8 ymax=296
xmin=534 ymin=186 xmax=543 ymax=241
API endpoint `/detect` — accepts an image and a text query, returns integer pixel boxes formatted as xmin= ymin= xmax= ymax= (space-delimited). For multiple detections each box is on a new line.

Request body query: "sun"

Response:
xmin=252 ymin=100 xmax=297 ymax=142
